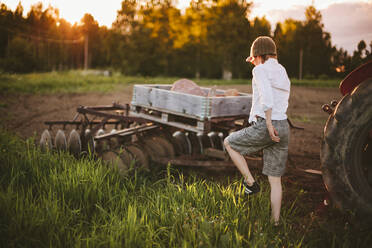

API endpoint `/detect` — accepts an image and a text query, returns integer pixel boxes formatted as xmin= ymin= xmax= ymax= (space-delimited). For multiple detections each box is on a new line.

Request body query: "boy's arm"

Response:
xmin=265 ymin=108 xmax=280 ymax=142
xmin=253 ymin=67 xmax=279 ymax=142
xmin=252 ymin=67 xmax=273 ymax=111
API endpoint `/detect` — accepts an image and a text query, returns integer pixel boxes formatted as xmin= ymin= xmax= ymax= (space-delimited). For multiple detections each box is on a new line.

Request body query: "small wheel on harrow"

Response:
xmin=55 ymin=129 xmax=67 ymax=151
xmin=83 ymin=129 xmax=95 ymax=155
xmin=218 ymin=132 xmax=226 ymax=152
xmin=208 ymin=132 xmax=223 ymax=150
xmin=109 ymin=129 xmax=120 ymax=149
xmin=95 ymin=129 xmax=109 ymax=154
xmin=101 ymin=150 xmax=129 ymax=176
xmin=119 ymin=147 xmax=135 ymax=169
xmin=40 ymin=129 xmax=53 ymax=152
xmin=68 ymin=129 xmax=81 ymax=158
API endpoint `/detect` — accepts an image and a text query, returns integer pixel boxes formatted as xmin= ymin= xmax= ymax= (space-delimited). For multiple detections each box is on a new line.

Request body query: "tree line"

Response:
xmin=0 ymin=0 xmax=371 ymax=79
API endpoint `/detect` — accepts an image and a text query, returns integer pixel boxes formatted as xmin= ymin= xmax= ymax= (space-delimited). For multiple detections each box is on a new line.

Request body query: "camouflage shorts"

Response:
xmin=225 ymin=117 xmax=289 ymax=177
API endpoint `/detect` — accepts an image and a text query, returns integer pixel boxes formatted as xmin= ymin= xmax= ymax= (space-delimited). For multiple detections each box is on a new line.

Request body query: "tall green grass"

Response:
xmin=0 ymin=70 xmax=340 ymax=94
xmin=0 ymin=130 xmax=370 ymax=247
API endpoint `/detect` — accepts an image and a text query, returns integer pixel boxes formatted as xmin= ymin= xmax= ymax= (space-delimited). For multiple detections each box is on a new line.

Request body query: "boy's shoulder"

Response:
xmin=252 ymin=63 xmax=265 ymax=74
xmin=252 ymin=63 xmax=271 ymax=76
xmin=253 ymin=59 xmax=286 ymax=73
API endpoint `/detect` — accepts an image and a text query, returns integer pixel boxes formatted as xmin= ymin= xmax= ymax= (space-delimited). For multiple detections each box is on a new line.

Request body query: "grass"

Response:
xmin=0 ymin=70 xmax=340 ymax=94
xmin=0 ymin=130 xmax=371 ymax=247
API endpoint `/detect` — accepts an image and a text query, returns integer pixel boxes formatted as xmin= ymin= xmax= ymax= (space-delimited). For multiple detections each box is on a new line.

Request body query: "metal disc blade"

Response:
xmin=108 ymin=129 xmax=120 ymax=149
xmin=40 ymin=129 xmax=53 ymax=152
xmin=197 ymin=133 xmax=212 ymax=154
xmin=101 ymin=150 xmax=129 ymax=176
xmin=153 ymin=136 xmax=175 ymax=158
xmin=172 ymin=131 xmax=188 ymax=155
xmin=208 ymin=132 xmax=222 ymax=150
xmin=126 ymin=143 xmax=150 ymax=171
xmin=85 ymin=129 xmax=91 ymax=136
xmin=55 ymin=130 xmax=67 ymax=151
xmin=218 ymin=132 xmax=226 ymax=152
xmin=185 ymin=132 xmax=199 ymax=155
xmin=118 ymin=148 xmax=134 ymax=170
xmin=143 ymin=138 xmax=167 ymax=161
xmin=96 ymin=129 xmax=105 ymax=136
xmin=68 ymin=129 xmax=81 ymax=158
xmin=95 ymin=140 xmax=109 ymax=154
xmin=84 ymin=129 xmax=95 ymax=154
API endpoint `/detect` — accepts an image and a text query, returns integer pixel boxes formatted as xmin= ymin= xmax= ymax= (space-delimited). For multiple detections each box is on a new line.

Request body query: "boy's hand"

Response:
xmin=264 ymin=109 xmax=280 ymax=142
xmin=267 ymin=123 xmax=280 ymax=142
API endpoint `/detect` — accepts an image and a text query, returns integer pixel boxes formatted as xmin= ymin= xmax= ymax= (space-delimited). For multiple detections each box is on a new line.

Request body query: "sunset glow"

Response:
xmin=2 ymin=0 xmax=368 ymax=27
xmin=2 ymin=0 xmax=371 ymax=53
xmin=2 ymin=0 xmax=123 ymax=27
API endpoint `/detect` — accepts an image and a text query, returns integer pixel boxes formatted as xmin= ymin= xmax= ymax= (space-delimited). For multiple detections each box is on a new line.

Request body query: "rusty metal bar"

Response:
xmin=76 ymin=104 xmax=128 ymax=111
xmin=44 ymin=120 xmax=122 ymax=126
xmin=77 ymin=107 xmax=146 ymax=123
xmin=94 ymin=124 xmax=158 ymax=140
xmin=130 ymin=110 xmax=207 ymax=133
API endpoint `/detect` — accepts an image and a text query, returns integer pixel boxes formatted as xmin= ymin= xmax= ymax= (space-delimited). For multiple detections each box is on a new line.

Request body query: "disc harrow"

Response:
xmin=39 ymin=84 xmax=258 ymax=174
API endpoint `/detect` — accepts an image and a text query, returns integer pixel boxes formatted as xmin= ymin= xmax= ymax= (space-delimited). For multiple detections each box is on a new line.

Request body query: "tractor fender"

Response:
xmin=340 ymin=60 xmax=372 ymax=96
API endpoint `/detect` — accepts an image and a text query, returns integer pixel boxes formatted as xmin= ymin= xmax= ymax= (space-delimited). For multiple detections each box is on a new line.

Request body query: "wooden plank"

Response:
xmin=132 ymin=85 xmax=206 ymax=118
xmin=210 ymin=95 xmax=251 ymax=117
xmin=131 ymin=103 xmax=203 ymax=120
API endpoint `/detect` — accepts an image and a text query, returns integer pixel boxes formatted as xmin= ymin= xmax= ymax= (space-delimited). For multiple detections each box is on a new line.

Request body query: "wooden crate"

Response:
xmin=130 ymin=84 xmax=252 ymax=119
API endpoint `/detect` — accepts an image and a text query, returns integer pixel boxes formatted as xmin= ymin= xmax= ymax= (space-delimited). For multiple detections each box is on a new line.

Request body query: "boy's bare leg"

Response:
xmin=224 ymin=139 xmax=255 ymax=185
xmin=268 ymin=176 xmax=282 ymax=224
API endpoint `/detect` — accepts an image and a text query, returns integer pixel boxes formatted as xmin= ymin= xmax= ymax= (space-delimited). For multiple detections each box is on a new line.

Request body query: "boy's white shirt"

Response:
xmin=249 ymin=58 xmax=290 ymax=123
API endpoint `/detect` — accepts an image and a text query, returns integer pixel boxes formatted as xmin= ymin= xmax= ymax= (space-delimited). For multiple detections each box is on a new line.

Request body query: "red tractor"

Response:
xmin=321 ymin=60 xmax=372 ymax=217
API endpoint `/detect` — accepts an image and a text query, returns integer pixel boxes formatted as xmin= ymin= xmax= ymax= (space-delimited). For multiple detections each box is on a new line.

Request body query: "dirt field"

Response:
xmin=0 ymin=85 xmax=340 ymax=166
xmin=0 ymin=85 xmax=341 ymax=209
xmin=1 ymin=85 xmax=339 ymax=181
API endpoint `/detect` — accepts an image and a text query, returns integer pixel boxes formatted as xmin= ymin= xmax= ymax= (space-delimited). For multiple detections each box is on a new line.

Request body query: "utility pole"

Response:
xmin=196 ymin=41 xmax=200 ymax=79
xmin=47 ymin=41 xmax=50 ymax=70
xmin=299 ymin=48 xmax=303 ymax=80
xmin=84 ymin=34 xmax=89 ymax=70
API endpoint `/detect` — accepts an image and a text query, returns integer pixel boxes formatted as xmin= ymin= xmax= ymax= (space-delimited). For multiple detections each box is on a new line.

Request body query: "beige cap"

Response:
xmin=246 ymin=36 xmax=277 ymax=62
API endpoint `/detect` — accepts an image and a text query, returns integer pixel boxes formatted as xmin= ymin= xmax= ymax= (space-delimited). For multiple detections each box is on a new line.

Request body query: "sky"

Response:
xmin=1 ymin=0 xmax=372 ymax=54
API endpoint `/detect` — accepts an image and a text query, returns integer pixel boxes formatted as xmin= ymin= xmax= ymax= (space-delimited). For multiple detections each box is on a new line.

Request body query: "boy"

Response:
xmin=224 ymin=36 xmax=290 ymax=225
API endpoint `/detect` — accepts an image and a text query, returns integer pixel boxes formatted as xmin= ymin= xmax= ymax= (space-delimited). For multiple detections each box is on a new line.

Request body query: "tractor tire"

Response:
xmin=321 ymin=78 xmax=372 ymax=217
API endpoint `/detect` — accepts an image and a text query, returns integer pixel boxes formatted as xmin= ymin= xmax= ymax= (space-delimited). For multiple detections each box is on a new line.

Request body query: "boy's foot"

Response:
xmin=242 ymin=181 xmax=260 ymax=195
xmin=271 ymin=219 xmax=280 ymax=227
